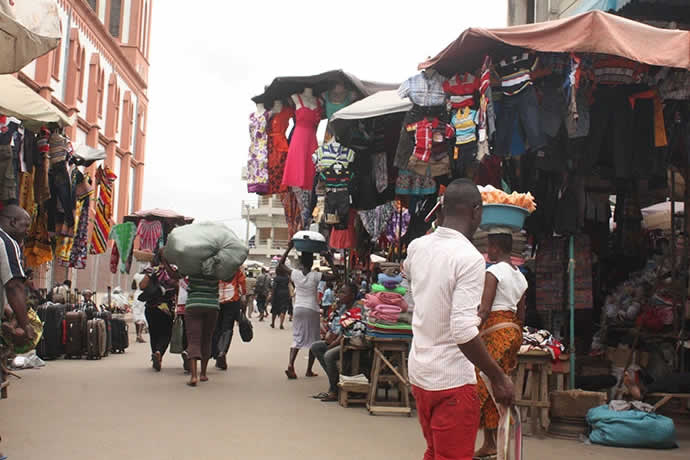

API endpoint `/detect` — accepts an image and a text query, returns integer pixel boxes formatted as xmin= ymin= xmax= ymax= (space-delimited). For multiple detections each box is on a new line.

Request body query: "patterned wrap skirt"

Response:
xmin=476 ymin=310 xmax=522 ymax=430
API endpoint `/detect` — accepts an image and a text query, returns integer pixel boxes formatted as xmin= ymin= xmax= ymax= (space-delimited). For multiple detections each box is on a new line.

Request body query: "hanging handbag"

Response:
xmin=238 ymin=311 xmax=253 ymax=343
xmin=169 ymin=315 xmax=184 ymax=354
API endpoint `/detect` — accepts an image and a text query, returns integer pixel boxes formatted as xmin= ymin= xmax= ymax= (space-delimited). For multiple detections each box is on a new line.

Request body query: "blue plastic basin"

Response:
xmin=480 ymin=204 xmax=529 ymax=230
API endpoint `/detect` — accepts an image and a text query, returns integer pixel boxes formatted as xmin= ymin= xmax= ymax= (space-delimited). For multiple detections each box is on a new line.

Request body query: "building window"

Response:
xmin=97 ymin=70 xmax=105 ymax=118
xmin=141 ymin=0 xmax=148 ymax=54
xmin=129 ymin=166 xmax=136 ymax=214
xmin=78 ymin=49 xmax=86 ymax=101
xmin=51 ymin=40 xmax=62 ymax=80
xmin=109 ymin=0 xmax=122 ymax=38
xmin=87 ymin=0 xmax=97 ymax=10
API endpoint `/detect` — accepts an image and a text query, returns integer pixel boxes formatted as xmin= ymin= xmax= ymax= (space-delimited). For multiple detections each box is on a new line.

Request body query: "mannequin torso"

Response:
xmin=271 ymin=101 xmax=284 ymax=115
xmin=292 ymin=88 xmax=319 ymax=110
xmin=255 ymin=103 xmax=266 ymax=115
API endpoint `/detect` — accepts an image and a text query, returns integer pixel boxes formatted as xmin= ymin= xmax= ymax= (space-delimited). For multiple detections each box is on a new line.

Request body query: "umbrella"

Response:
xmin=124 ymin=208 xmax=194 ymax=226
xmin=0 ymin=0 xmax=62 ymax=74
xmin=72 ymin=144 xmax=106 ymax=167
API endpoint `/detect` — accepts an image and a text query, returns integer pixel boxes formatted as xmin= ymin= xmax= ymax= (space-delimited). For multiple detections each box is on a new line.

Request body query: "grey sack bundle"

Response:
xmin=163 ymin=222 xmax=248 ymax=281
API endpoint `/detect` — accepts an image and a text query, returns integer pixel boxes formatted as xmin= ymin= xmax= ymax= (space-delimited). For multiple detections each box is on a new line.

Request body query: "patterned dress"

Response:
xmin=267 ymin=106 xmax=294 ymax=195
xmin=247 ymin=110 xmax=270 ymax=194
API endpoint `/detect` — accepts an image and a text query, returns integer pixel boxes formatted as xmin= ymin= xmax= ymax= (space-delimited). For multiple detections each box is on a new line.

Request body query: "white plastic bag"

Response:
xmin=480 ymin=372 xmax=523 ymax=460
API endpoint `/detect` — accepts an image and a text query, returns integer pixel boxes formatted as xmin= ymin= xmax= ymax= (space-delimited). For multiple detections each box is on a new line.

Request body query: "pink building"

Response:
xmin=18 ymin=0 xmax=153 ymax=293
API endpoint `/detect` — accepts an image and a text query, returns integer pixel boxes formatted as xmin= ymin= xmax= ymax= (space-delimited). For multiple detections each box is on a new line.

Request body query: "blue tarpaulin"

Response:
xmin=562 ymin=0 xmax=632 ymax=17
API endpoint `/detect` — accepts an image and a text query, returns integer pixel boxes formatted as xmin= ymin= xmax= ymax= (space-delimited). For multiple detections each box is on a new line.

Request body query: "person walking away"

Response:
xmin=177 ymin=277 xmax=190 ymax=372
xmin=310 ymin=282 xmax=359 ymax=402
xmin=270 ymin=265 xmax=290 ymax=329
xmin=403 ymin=179 xmax=514 ymax=460
xmin=212 ymin=268 xmax=246 ymax=371
xmin=255 ymin=268 xmax=270 ymax=321
xmin=139 ymin=252 xmax=180 ymax=371
xmin=474 ymin=230 xmax=527 ymax=459
xmin=131 ymin=274 xmax=148 ymax=343
xmin=278 ymin=241 xmax=336 ymax=379
xmin=321 ymin=282 xmax=334 ymax=315
xmin=184 ymin=276 xmax=220 ymax=386
xmin=245 ymin=270 xmax=257 ymax=318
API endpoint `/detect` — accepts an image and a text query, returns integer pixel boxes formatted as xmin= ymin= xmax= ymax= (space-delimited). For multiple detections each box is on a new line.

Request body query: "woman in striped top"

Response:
xmin=184 ymin=275 xmax=220 ymax=387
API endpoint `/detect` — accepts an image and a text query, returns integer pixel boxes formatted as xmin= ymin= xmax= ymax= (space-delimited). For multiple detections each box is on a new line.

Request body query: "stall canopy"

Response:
xmin=0 ymin=75 xmax=75 ymax=128
xmin=330 ymin=90 xmax=411 ymax=121
xmin=419 ymin=10 xmax=690 ymax=76
xmin=252 ymin=70 xmax=398 ymax=104
xmin=0 ymin=0 xmax=62 ymax=74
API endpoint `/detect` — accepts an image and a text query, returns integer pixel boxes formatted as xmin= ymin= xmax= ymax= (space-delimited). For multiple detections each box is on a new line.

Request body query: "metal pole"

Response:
xmin=568 ymin=235 xmax=576 ymax=390
xmin=397 ymin=202 xmax=403 ymax=262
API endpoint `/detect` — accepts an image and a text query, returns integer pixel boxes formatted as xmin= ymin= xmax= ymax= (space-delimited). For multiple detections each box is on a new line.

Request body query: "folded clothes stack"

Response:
xmin=363 ymin=290 xmax=413 ymax=339
xmin=339 ymin=374 xmax=369 ymax=385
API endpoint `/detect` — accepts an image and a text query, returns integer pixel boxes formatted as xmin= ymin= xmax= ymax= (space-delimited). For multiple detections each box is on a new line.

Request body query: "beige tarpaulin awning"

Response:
xmin=0 ymin=0 xmax=62 ymax=74
xmin=419 ymin=10 xmax=690 ymax=75
xmin=0 ymin=75 xmax=74 ymax=128
xmin=330 ymin=90 xmax=411 ymax=121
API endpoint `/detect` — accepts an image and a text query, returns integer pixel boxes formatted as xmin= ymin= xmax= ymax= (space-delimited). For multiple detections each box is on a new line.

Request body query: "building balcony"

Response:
xmin=241 ymin=197 xmax=285 ymax=219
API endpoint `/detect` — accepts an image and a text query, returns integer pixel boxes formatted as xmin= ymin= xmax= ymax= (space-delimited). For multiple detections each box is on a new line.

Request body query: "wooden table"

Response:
xmin=514 ymin=351 xmax=552 ymax=436
xmin=366 ymin=337 xmax=412 ymax=416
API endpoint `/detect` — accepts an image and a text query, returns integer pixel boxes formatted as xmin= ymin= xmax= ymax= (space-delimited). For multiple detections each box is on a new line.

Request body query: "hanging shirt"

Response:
xmin=313 ymin=141 xmax=356 ymax=189
xmin=593 ymin=55 xmax=648 ymax=86
xmin=406 ymin=118 xmax=455 ymax=162
xmin=496 ymin=52 xmax=539 ymax=96
xmin=451 ymin=107 xmax=479 ymax=145
xmin=443 ymin=73 xmax=479 ymax=109
xmin=398 ymin=71 xmax=447 ymax=107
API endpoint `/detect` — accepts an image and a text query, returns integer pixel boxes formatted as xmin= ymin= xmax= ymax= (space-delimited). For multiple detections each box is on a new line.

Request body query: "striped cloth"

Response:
xmin=186 ymin=276 xmax=220 ymax=310
xmin=136 ymin=219 xmax=163 ymax=252
xmin=89 ymin=166 xmax=117 ymax=255
xmin=496 ymin=52 xmax=539 ymax=96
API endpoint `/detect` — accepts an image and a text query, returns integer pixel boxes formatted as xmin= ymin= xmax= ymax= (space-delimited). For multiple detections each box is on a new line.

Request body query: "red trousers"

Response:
xmin=412 ymin=384 xmax=480 ymax=460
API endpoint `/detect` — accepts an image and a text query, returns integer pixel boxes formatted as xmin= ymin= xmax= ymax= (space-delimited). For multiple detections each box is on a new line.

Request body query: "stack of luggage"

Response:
xmin=36 ymin=302 xmax=129 ymax=361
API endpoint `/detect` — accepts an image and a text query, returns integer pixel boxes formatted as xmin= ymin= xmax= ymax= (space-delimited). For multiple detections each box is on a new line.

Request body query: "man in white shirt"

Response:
xmin=404 ymin=179 xmax=514 ymax=460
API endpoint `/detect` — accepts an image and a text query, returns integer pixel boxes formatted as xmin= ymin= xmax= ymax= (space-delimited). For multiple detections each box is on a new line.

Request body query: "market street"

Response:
xmin=2 ymin=321 xmax=688 ymax=460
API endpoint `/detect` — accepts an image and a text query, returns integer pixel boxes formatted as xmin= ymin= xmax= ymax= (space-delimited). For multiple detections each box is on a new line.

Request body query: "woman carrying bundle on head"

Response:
xmin=474 ymin=228 xmax=527 ymax=460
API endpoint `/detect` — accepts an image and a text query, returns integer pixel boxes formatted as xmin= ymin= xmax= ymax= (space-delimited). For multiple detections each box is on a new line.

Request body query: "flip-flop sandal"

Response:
xmin=312 ymin=392 xmax=330 ymax=399
xmin=186 ymin=381 xmax=197 ymax=387
xmin=285 ymin=369 xmax=297 ymax=380
xmin=305 ymin=372 xmax=319 ymax=378
xmin=320 ymin=394 xmax=338 ymax=402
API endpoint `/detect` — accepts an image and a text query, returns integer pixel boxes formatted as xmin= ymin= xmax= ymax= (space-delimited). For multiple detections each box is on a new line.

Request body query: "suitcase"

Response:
xmin=98 ymin=311 xmax=112 ymax=357
xmin=110 ymin=316 xmax=129 ymax=353
xmin=64 ymin=310 xmax=86 ymax=358
xmin=86 ymin=319 xmax=107 ymax=360
xmin=36 ymin=303 xmax=66 ymax=360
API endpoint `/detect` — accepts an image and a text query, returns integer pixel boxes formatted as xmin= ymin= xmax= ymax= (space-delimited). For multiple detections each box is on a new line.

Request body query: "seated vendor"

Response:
xmin=624 ymin=370 xmax=690 ymax=400
xmin=310 ymin=282 xmax=361 ymax=402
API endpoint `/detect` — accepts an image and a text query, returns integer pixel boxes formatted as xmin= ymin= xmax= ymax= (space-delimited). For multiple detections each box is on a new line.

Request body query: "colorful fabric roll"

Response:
xmin=89 ymin=166 xmax=117 ymax=255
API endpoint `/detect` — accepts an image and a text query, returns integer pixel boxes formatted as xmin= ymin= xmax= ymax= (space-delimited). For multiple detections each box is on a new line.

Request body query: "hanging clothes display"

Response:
xmin=329 ymin=208 xmax=357 ymax=250
xmin=314 ymin=141 xmax=355 ymax=229
xmin=358 ymin=202 xmax=395 ymax=242
xmin=136 ymin=219 xmax=163 ymax=252
xmin=110 ymin=221 xmax=137 ymax=274
xmin=68 ymin=174 xmax=91 ymax=270
xmin=267 ymin=105 xmax=294 ymax=195
xmin=46 ymin=131 xmax=74 ymax=234
xmin=280 ymin=191 xmax=303 ymax=239
xmin=246 ymin=110 xmax=270 ymax=194
xmin=282 ymin=95 xmax=322 ymax=190
xmin=89 ymin=165 xmax=117 ymax=255
xmin=24 ymin=208 xmax=52 ymax=268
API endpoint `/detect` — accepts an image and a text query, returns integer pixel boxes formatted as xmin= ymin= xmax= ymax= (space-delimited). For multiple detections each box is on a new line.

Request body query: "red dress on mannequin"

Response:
xmin=281 ymin=95 xmax=322 ymax=190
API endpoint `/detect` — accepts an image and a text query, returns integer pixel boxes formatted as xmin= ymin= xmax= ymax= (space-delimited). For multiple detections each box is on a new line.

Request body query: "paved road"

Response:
xmin=2 ymin=319 xmax=688 ymax=459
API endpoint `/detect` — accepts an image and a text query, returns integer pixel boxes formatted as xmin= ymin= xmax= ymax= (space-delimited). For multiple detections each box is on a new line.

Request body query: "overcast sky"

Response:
xmin=143 ymin=0 xmax=507 ymax=237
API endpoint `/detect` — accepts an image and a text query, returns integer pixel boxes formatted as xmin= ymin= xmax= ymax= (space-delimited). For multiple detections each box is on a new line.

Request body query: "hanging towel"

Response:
xmin=110 ymin=222 xmax=137 ymax=273
xmin=136 ymin=219 xmax=163 ymax=252
xmin=89 ymin=166 xmax=117 ymax=254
